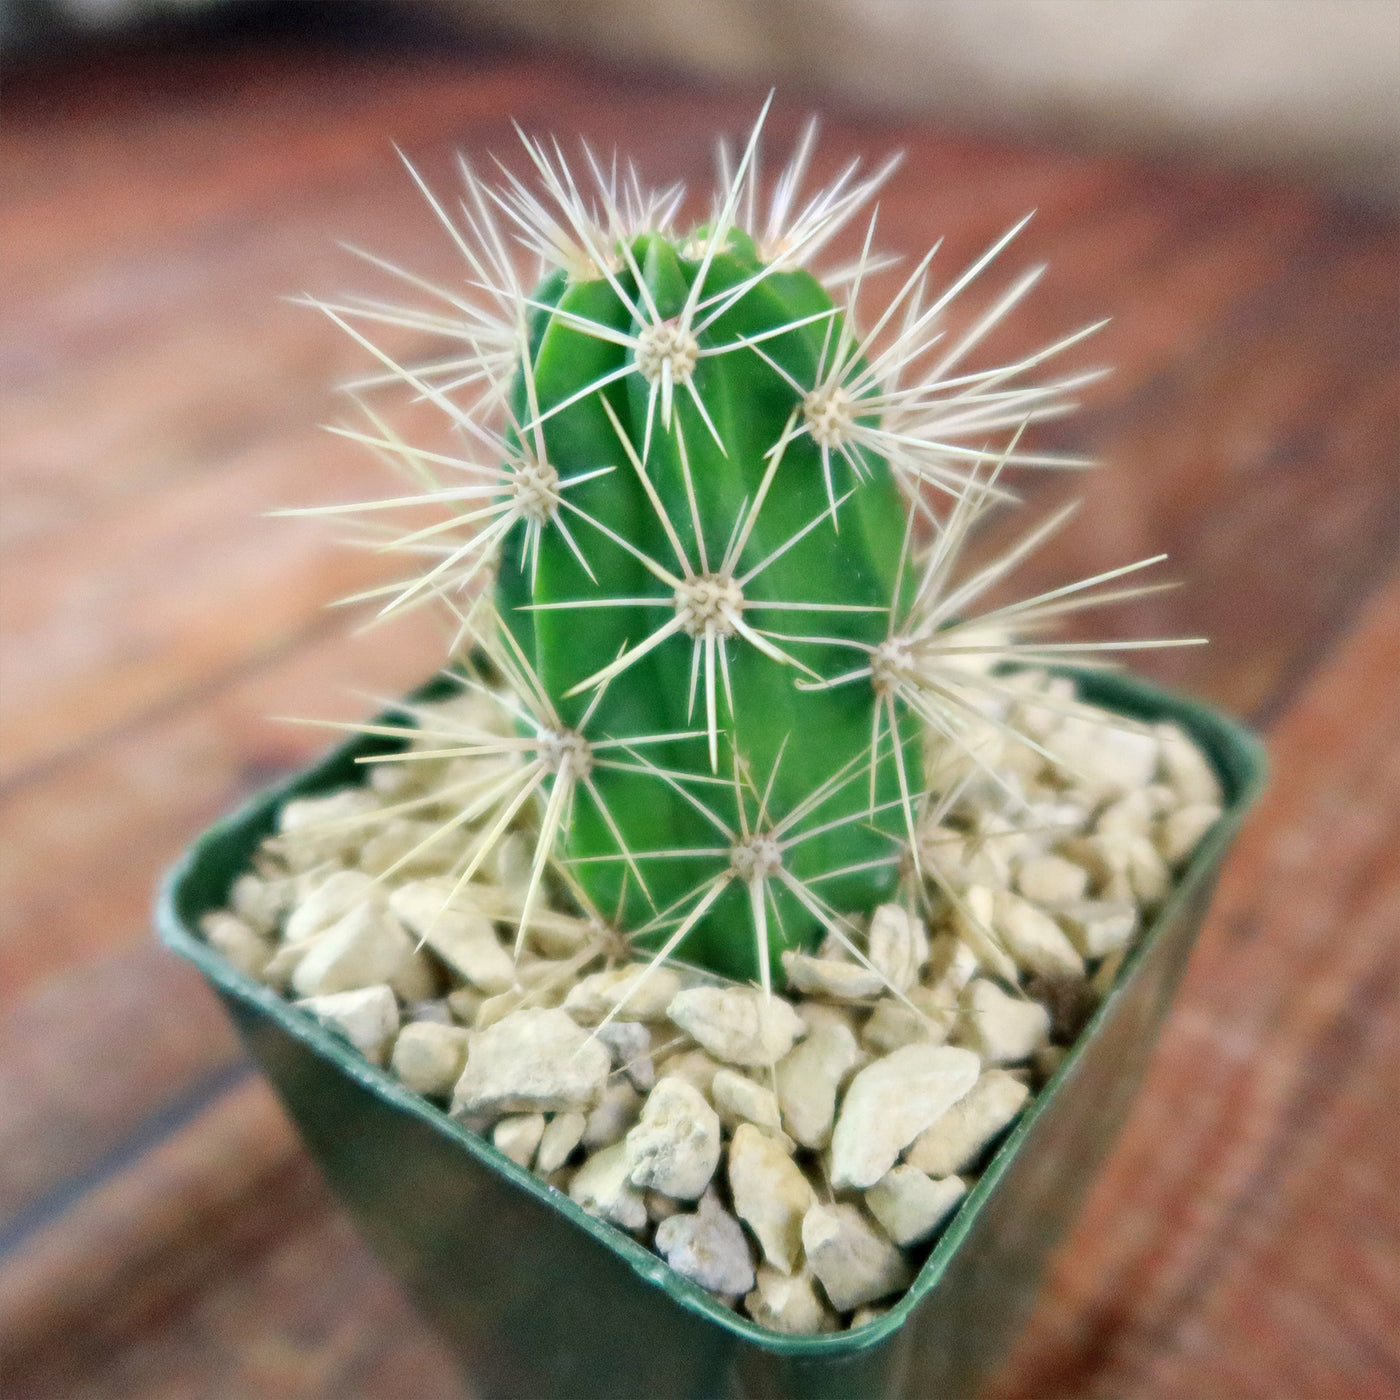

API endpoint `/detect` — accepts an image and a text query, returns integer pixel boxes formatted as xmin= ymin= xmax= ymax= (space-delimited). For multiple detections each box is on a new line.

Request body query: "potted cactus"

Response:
xmin=159 ymin=102 xmax=1264 ymax=1400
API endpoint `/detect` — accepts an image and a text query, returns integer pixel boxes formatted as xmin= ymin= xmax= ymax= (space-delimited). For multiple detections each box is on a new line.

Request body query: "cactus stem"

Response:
xmin=525 ymin=407 xmax=886 ymax=767
xmin=298 ymin=106 xmax=1186 ymax=985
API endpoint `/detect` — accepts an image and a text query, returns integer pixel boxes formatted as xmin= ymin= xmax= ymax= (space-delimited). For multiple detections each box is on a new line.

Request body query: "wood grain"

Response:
xmin=1 ymin=27 xmax=1396 ymax=1400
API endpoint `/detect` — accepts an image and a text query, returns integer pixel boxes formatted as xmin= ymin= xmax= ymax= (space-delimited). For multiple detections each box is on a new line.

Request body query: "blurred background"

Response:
xmin=2 ymin=3 xmax=1397 ymax=1398
xmin=6 ymin=0 xmax=1400 ymax=196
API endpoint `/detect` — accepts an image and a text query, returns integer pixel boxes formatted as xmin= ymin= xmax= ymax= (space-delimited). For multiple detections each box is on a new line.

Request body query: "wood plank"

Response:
xmin=0 ymin=607 xmax=444 ymax=998
xmin=0 ymin=50 xmax=572 ymax=301
xmin=989 ymin=571 xmax=1400 ymax=1400
xmin=0 ymin=1077 xmax=469 ymax=1400
xmin=0 ymin=947 xmax=241 ymax=1227
xmin=0 ymin=406 xmax=451 ymax=781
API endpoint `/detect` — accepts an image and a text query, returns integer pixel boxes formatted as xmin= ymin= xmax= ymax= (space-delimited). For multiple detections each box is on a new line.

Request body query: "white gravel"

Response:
xmin=202 ymin=667 xmax=1225 ymax=1334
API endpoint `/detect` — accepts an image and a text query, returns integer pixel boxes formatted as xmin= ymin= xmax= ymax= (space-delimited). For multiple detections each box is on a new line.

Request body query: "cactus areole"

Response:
xmin=496 ymin=230 xmax=914 ymax=979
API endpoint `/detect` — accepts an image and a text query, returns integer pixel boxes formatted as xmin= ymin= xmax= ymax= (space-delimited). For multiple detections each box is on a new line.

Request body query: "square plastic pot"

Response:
xmin=157 ymin=668 xmax=1265 ymax=1400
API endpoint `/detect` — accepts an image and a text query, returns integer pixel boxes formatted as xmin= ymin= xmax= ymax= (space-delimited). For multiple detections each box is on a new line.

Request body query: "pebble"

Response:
xmin=446 ymin=985 xmax=485 ymax=1026
xmin=451 ymin=1007 xmax=610 ymax=1117
xmin=390 ymin=1021 xmax=471 ymax=1097
xmin=511 ymin=956 xmax=577 ymax=1007
xmin=388 ymin=947 xmax=440 ymax=1004
xmin=1157 ymin=803 xmax=1222 ymax=866
xmin=796 ymin=1000 xmax=861 ymax=1037
xmin=1056 ymin=900 xmax=1138 ymax=959
xmin=802 ymin=1203 xmax=912 ymax=1312
xmin=654 ymin=1189 xmax=755 ymax=1297
xmin=229 ymin=872 xmax=292 ymax=936
xmin=276 ymin=789 xmax=380 ymax=865
xmin=492 ymin=831 xmax=535 ymax=901
xmin=279 ymin=787 xmax=379 ymax=834
xmin=973 ymin=810 xmax=1036 ymax=867
xmin=866 ymin=905 xmax=929 ymax=993
xmin=951 ymin=886 xmax=1019 ymax=983
xmin=905 ymin=1068 xmax=1030 ymax=1176
xmin=961 ymin=837 xmax=1013 ymax=891
xmin=1015 ymin=854 xmax=1089 ymax=906
xmin=199 ymin=911 xmax=270 ymax=979
xmin=865 ymin=1165 xmax=967 ymax=1246
xmin=775 ymin=1019 xmax=860 ymax=1150
xmin=1155 ymin=721 xmax=1224 ymax=806
xmin=1046 ymin=714 xmax=1159 ymax=795
xmin=728 ymin=1123 xmax=816 ymax=1274
xmin=1101 ymin=833 xmax=1172 ymax=906
xmin=260 ymin=937 xmax=319 ymax=993
xmin=667 ymin=987 xmax=805 ymax=1067
xmin=536 ymin=1111 xmax=587 ymax=1174
xmin=624 ymin=1077 xmax=722 ymax=1199
xmin=1012 ymin=672 xmax=1077 ymax=739
xmin=924 ymin=931 xmax=979 ymax=993
xmin=743 ymin=1266 xmax=837 ymax=1335
xmin=781 ymin=951 xmax=887 ymax=1000
xmin=860 ymin=987 xmax=956 ymax=1055
xmin=406 ymin=998 xmax=454 ymax=1025
xmin=917 ymin=823 xmax=966 ymax=878
xmin=357 ymin=819 xmax=453 ymax=878
xmin=582 ymin=1080 xmax=645 ymax=1150
xmin=493 ymin=1113 xmax=546 ymax=1169
xmin=296 ymin=984 xmax=399 ymax=1065
xmin=830 ymin=1044 xmax=981 ymax=1190
xmin=204 ymin=660 xmax=1230 ymax=1335
xmin=389 ymin=881 xmax=515 ymax=994
xmin=568 ymin=1142 xmax=647 ymax=1231
xmin=711 ymin=1069 xmax=786 ymax=1138
xmin=284 ymin=869 xmax=377 ymax=945
xmin=992 ymin=890 xmax=1085 ymax=981
xmin=291 ymin=903 xmax=415 ymax=998
xmin=525 ymin=910 xmax=598 ymax=959
xmin=1097 ymin=787 xmax=1171 ymax=841
xmin=954 ymin=981 xmax=1050 ymax=1065
xmin=564 ymin=965 xmax=683 ymax=1023
xmin=850 ymin=1305 xmax=889 ymax=1329
xmin=596 ymin=1020 xmax=655 ymax=1092
xmin=653 ymin=1048 xmax=723 ymax=1102
xmin=472 ymin=991 xmax=523 ymax=1032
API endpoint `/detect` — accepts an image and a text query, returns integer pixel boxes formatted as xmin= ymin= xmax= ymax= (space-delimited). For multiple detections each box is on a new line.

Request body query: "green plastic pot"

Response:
xmin=157 ymin=668 xmax=1264 ymax=1400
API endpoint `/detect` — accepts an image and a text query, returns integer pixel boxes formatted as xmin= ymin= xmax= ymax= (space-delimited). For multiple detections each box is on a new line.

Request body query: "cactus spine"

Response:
xmin=303 ymin=104 xmax=1195 ymax=995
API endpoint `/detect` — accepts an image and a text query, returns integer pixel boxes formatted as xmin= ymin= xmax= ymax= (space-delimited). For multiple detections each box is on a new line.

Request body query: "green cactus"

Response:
xmin=488 ymin=218 xmax=924 ymax=981
xmin=303 ymin=104 xmax=1193 ymax=996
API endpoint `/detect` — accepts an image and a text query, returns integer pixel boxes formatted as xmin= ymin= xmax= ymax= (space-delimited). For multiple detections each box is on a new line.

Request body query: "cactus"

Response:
xmin=299 ymin=102 xmax=1196 ymax=996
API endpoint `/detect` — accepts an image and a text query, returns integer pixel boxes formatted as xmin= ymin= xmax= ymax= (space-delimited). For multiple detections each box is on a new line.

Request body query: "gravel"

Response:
xmin=199 ymin=668 xmax=1224 ymax=1332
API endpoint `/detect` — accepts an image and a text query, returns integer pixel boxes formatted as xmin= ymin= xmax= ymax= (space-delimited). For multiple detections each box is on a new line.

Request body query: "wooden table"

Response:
xmin=2 ymin=27 xmax=1397 ymax=1400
